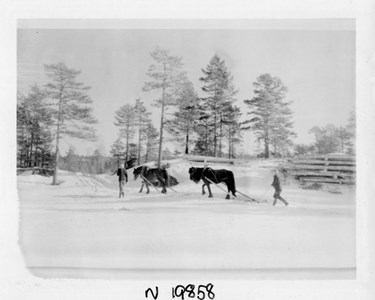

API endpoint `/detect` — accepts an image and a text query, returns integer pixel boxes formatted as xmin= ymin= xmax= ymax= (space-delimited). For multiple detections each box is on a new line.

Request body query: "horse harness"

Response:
xmin=199 ymin=167 xmax=228 ymax=183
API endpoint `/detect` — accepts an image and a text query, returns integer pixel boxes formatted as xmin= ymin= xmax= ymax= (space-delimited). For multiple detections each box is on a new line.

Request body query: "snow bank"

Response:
xmin=17 ymin=159 xmax=356 ymax=279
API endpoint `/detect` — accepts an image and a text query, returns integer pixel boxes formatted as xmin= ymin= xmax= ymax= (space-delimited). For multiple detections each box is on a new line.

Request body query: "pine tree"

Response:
xmin=193 ymin=102 xmax=215 ymax=156
xmin=114 ymin=104 xmax=136 ymax=163
xmin=110 ymin=137 xmax=126 ymax=167
xmin=91 ymin=149 xmax=105 ymax=174
xmin=165 ymin=80 xmax=199 ymax=154
xmin=269 ymin=101 xmax=296 ymax=156
xmin=44 ymin=62 xmax=97 ymax=184
xmin=199 ymin=55 xmax=238 ymax=157
xmin=63 ymin=145 xmax=79 ymax=172
xmin=144 ymin=122 xmax=159 ymax=163
xmin=243 ymin=74 xmax=295 ymax=158
xmin=134 ymin=99 xmax=151 ymax=165
xmin=223 ymin=105 xmax=242 ymax=158
xmin=17 ymin=85 xmax=53 ymax=168
xmin=143 ymin=46 xmax=187 ymax=166
xmin=17 ymin=102 xmax=30 ymax=167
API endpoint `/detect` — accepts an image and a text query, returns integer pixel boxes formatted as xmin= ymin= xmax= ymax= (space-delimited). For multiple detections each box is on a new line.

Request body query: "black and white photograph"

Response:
xmin=15 ymin=19 xmax=357 ymax=281
xmin=2 ymin=0 xmax=375 ymax=297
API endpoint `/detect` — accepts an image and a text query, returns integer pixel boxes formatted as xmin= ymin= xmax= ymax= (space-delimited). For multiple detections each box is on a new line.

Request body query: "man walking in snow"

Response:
xmin=117 ymin=163 xmax=128 ymax=198
xmin=271 ymin=169 xmax=289 ymax=206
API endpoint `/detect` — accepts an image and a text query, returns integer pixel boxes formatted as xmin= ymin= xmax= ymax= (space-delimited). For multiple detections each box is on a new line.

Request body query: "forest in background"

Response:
xmin=17 ymin=46 xmax=355 ymax=179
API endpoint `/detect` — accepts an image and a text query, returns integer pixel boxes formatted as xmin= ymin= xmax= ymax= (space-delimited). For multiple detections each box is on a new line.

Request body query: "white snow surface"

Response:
xmin=17 ymin=159 xmax=355 ymax=279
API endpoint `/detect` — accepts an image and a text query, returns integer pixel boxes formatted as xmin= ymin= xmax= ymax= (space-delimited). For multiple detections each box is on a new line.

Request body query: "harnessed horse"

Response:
xmin=188 ymin=167 xmax=236 ymax=199
xmin=133 ymin=166 xmax=169 ymax=194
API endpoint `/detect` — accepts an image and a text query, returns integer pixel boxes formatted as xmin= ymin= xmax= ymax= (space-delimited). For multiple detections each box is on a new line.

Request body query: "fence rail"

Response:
xmin=287 ymin=154 xmax=356 ymax=185
xmin=182 ymin=155 xmax=236 ymax=165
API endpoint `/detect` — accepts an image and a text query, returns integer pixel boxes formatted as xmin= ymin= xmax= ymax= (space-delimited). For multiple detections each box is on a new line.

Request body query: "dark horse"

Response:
xmin=189 ymin=167 xmax=236 ymax=199
xmin=133 ymin=166 xmax=169 ymax=194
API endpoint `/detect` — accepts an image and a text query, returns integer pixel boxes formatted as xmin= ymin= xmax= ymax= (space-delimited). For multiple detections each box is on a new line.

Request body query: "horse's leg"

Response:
xmin=161 ymin=177 xmax=167 ymax=194
xmin=139 ymin=181 xmax=144 ymax=193
xmin=225 ymin=182 xmax=230 ymax=199
xmin=146 ymin=182 xmax=150 ymax=194
xmin=229 ymin=173 xmax=237 ymax=197
xmin=202 ymin=184 xmax=206 ymax=195
xmin=202 ymin=178 xmax=213 ymax=197
xmin=156 ymin=174 xmax=167 ymax=193
xmin=207 ymin=183 xmax=213 ymax=198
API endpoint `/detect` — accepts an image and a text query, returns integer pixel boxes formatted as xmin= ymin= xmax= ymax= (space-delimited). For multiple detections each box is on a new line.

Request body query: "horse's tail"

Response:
xmin=227 ymin=171 xmax=236 ymax=196
xmin=169 ymin=175 xmax=179 ymax=186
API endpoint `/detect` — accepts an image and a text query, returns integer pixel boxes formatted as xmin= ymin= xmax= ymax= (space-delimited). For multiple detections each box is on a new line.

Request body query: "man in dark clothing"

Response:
xmin=271 ymin=170 xmax=289 ymax=206
xmin=117 ymin=163 xmax=128 ymax=198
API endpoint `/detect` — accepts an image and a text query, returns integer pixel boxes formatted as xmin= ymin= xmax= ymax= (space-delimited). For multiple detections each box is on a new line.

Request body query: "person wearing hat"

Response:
xmin=271 ymin=169 xmax=289 ymax=206
xmin=117 ymin=163 xmax=128 ymax=198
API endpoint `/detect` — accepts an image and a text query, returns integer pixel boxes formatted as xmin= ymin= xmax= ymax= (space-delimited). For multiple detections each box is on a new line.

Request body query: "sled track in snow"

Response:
xmin=75 ymin=174 xmax=108 ymax=192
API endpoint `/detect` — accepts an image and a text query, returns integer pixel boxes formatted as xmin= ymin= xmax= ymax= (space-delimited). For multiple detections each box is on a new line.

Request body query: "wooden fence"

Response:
xmin=182 ymin=155 xmax=235 ymax=165
xmin=286 ymin=154 xmax=356 ymax=185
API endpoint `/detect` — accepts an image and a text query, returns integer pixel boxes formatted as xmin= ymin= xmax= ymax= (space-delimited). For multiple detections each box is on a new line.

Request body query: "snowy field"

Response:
xmin=17 ymin=159 xmax=356 ymax=279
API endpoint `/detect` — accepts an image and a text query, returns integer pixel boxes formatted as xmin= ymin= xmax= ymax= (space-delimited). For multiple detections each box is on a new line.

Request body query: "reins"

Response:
xmin=141 ymin=174 xmax=161 ymax=193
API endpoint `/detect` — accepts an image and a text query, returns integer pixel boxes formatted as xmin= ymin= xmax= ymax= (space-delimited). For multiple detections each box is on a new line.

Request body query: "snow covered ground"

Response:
xmin=17 ymin=159 xmax=356 ymax=279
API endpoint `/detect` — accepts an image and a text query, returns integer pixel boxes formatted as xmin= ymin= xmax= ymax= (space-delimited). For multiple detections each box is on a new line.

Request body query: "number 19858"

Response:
xmin=172 ymin=283 xmax=215 ymax=300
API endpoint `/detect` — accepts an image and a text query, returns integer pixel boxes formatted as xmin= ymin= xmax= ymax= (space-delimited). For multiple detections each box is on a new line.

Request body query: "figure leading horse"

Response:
xmin=189 ymin=167 xmax=236 ymax=199
xmin=133 ymin=166 xmax=169 ymax=194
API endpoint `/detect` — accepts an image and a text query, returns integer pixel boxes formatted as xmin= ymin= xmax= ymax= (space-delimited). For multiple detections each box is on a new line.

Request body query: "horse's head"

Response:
xmin=126 ymin=158 xmax=137 ymax=169
xmin=189 ymin=167 xmax=200 ymax=183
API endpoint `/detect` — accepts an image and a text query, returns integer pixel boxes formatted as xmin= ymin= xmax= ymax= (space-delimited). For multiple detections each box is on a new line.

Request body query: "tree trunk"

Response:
xmin=41 ymin=148 xmax=45 ymax=168
xmin=30 ymin=130 xmax=35 ymax=167
xmin=264 ymin=139 xmax=269 ymax=159
xmin=157 ymin=66 xmax=166 ymax=167
xmin=145 ymin=144 xmax=149 ymax=163
xmin=264 ymin=129 xmax=270 ymax=158
xmin=219 ymin=113 xmax=223 ymax=158
xmin=213 ymin=85 xmax=218 ymax=157
xmin=185 ymin=123 xmax=189 ymax=154
xmin=158 ymin=99 xmax=165 ymax=166
xmin=125 ymin=135 xmax=129 ymax=164
xmin=205 ymin=123 xmax=208 ymax=156
xmin=137 ymin=124 xmax=141 ymax=165
xmin=52 ymin=93 xmax=63 ymax=185
xmin=228 ymin=126 xmax=231 ymax=158
xmin=213 ymin=111 xmax=217 ymax=157
xmin=28 ymin=143 xmax=33 ymax=167
xmin=52 ymin=131 xmax=60 ymax=185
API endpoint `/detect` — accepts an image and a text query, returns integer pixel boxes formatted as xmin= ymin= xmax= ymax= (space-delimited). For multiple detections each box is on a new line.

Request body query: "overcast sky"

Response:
xmin=17 ymin=20 xmax=355 ymax=155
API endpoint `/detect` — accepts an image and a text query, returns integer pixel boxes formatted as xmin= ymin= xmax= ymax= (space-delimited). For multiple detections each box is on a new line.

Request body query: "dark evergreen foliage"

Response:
xmin=243 ymin=74 xmax=296 ymax=158
xmin=196 ymin=55 xmax=239 ymax=157
xmin=17 ymin=86 xmax=54 ymax=168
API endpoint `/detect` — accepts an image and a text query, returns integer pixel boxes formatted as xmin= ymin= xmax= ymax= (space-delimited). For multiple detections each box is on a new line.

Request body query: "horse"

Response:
xmin=133 ymin=166 xmax=169 ymax=194
xmin=125 ymin=158 xmax=137 ymax=169
xmin=153 ymin=175 xmax=179 ymax=187
xmin=188 ymin=167 xmax=236 ymax=199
